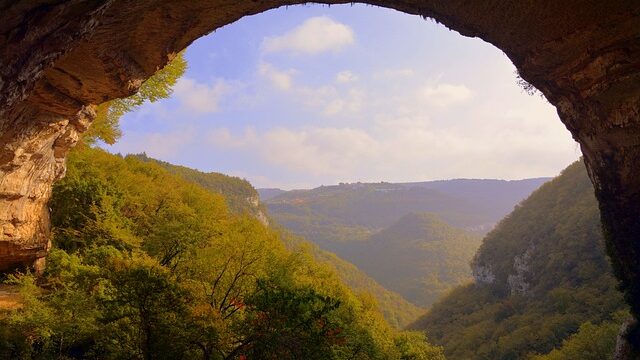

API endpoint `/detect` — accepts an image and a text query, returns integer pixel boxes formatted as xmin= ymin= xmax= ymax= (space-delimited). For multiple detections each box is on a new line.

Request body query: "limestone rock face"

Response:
xmin=506 ymin=244 xmax=534 ymax=296
xmin=472 ymin=264 xmax=496 ymax=285
xmin=0 ymin=0 xmax=639 ymax=353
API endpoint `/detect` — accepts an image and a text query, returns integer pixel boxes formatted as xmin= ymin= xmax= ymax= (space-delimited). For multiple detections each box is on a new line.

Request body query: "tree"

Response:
xmin=530 ymin=313 xmax=627 ymax=360
xmin=82 ymin=52 xmax=187 ymax=145
xmin=234 ymin=276 xmax=343 ymax=360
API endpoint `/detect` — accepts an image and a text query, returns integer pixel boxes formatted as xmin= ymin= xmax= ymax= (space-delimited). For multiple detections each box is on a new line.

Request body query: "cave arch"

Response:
xmin=1 ymin=0 xmax=640 ymax=352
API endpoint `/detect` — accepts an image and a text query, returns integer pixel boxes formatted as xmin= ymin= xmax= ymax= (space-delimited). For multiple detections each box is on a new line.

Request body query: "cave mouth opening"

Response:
xmin=1 ymin=0 xmax=640 ymax=355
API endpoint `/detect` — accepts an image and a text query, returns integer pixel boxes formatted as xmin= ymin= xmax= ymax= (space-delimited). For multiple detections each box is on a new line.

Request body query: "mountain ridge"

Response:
xmin=260 ymin=177 xmax=550 ymax=235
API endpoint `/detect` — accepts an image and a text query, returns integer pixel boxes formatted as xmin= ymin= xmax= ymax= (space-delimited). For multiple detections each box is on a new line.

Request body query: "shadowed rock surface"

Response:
xmin=0 ymin=0 xmax=639 ymax=355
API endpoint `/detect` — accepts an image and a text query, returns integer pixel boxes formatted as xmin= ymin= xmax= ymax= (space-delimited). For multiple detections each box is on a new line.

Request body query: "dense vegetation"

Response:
xmin=0 ymin=147 xmax=445 ymax=359
xmin=336 ymin=213 xmax=480 ymax=307
xmin=280 ymin=232 xmax=425 ymax=328
xmin=129 ymin=157 xmax=424 ymax=329
xmin=131 ymin=154 xmax=263 ymax=218
xmin=411 ymin=161 xmax=627 ymax=359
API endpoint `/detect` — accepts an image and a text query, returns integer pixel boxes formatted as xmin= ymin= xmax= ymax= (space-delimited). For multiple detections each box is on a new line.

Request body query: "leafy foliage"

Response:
xmin=0 ymin=147 xmax=444 ymax=360
xmin=530 ymin=311 xmax=627 ymax=360
xmin=131 ymin=153 xmax=261 ymax=217
xmin=279 ymin=230 xmax=425 ymax=329
xmin=128 ymin=153 xmax=421 ymax=328
xmin=82 ymin=53 xmax=187 ymax=145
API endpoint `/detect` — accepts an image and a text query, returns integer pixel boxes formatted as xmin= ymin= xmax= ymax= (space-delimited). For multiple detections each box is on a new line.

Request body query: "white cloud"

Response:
xmin=207 ymin=126 xmax=377 ymax=177
xmin=420 ymin=83 xmax=473 ymax=108
xmin=256 ymin=63 xmax=363 ymax=116
xmin=203 ymin=90 xmax=579 ymax=183
xmin=336 ymin=70 xmax=358 ymax=84
xmin=262 ymin=17 xmax=355 ymax=55
xmin=173 ymin=78 xmax=228 ymax=114
xmin=258 ymin=63 xmax=295 ymax=90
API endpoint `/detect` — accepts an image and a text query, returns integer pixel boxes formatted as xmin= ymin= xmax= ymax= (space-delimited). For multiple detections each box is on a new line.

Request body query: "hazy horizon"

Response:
xmin=256 ymin=176 xmax=556 ymax=191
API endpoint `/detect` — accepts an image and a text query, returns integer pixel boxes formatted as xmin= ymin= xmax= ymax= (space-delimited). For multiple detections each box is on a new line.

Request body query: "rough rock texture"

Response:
xmin=617 ymin=319 xmax=640 ymax=360
xmin=472 ymin=264 xmax=495 ymax=285
xmin=507 ymin=244 xmax=534 ymax=296
xmin=0 ymin=0 xmax=639 ymax=355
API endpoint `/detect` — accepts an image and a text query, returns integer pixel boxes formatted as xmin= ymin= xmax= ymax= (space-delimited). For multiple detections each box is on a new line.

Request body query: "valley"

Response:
xmin=260 ymin=178 xmax=547 ymax=307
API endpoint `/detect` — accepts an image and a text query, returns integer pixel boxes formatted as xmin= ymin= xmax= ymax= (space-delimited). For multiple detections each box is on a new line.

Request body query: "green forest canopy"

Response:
xmin=0 ymin=147 xmax=445 ymax=359
xmin=129 ymin=154 xmax=425 ymax=329
xmin=411 ymin=161 xmax=627 ymax=360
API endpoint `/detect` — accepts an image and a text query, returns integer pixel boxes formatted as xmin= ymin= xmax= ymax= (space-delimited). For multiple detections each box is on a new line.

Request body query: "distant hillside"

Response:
xmin=400 ymin=178 xmax=550 ymax=229
xmin=410 ymin=161 xmax=627 ymax=359
xmin=334 ymin=213 xmax=481 ymax=307
xmin=257 ymin=188 xmax=287 ymax=201
xmin=262 ymin=178 xmax=546 ymax=308
xmin=263 ymin=178 xmax=548 ymax=240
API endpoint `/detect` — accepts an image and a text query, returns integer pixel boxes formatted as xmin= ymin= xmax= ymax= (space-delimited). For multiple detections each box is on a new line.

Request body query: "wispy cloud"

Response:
xmin=419 ymin=83 xmax=473 ymax=108
xmin=173 ymin=78 xmax=229 ymax=114
xmin=258 ymin=63 xmax=296 ymax=90
xmin=336 ymin=70 xmax=358 ymax=84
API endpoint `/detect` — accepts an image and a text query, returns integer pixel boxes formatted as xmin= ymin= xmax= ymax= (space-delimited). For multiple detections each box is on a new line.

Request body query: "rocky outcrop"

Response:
xmin=0 ymin=0 xmax=639 ymax=355
xmin=507 ymin=244 xmax=534 ymax=296
xmin=616 ymin=319 xmax=640 ymax=360
xmin=0 ymin=103 xmax=93 ymax=272
xmin=246 ymin=196 xmax=270 ymax=227
xmin=472 ymin=264 xmax=495 ymax=285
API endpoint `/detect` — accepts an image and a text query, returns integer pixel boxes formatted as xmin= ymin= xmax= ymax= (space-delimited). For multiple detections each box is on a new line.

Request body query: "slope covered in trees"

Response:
xmin=129 ymin=155 xmax=424 ymax=329
xmin=131 ymin=154 xmax=266 ymax=221
xmin=410 ymin=161 xmax=627 ymax=359
xmin=279 ymin=231 xmax=425 ymax=328
xmin=0 ymin=147 xmax=444 ymax=359
xmin=335 ymin=213 xmax=481 ymax=307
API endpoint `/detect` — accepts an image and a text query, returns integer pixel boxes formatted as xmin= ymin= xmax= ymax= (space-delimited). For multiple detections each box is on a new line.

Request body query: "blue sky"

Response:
xmin=107 ymin=4 xmax=580 ymax=189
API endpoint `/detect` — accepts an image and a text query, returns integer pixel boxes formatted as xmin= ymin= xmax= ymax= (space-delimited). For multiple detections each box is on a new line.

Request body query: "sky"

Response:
xmin=106 ymin=4 xmax=581 ymax=189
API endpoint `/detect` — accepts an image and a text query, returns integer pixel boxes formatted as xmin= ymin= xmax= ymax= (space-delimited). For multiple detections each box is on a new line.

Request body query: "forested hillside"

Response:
xmin=335 ymin=213 xmax=481 ymax=307
xmin=411 ymin=161 xmax=627 ymax=360
xmin=131 ymin=154 xmax=268 ymax=223
xmin=279 ymin=231 xmax=425 ymax=328
xmin=0 ymin=147 xmax=444 ymax=359
xmin=131 ymin=155 xmax=424 ymax=328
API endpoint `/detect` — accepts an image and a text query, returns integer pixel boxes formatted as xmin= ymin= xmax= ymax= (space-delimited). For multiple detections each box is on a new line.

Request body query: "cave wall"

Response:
xmin=1 ymin=0 xmax=639 ymax=347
